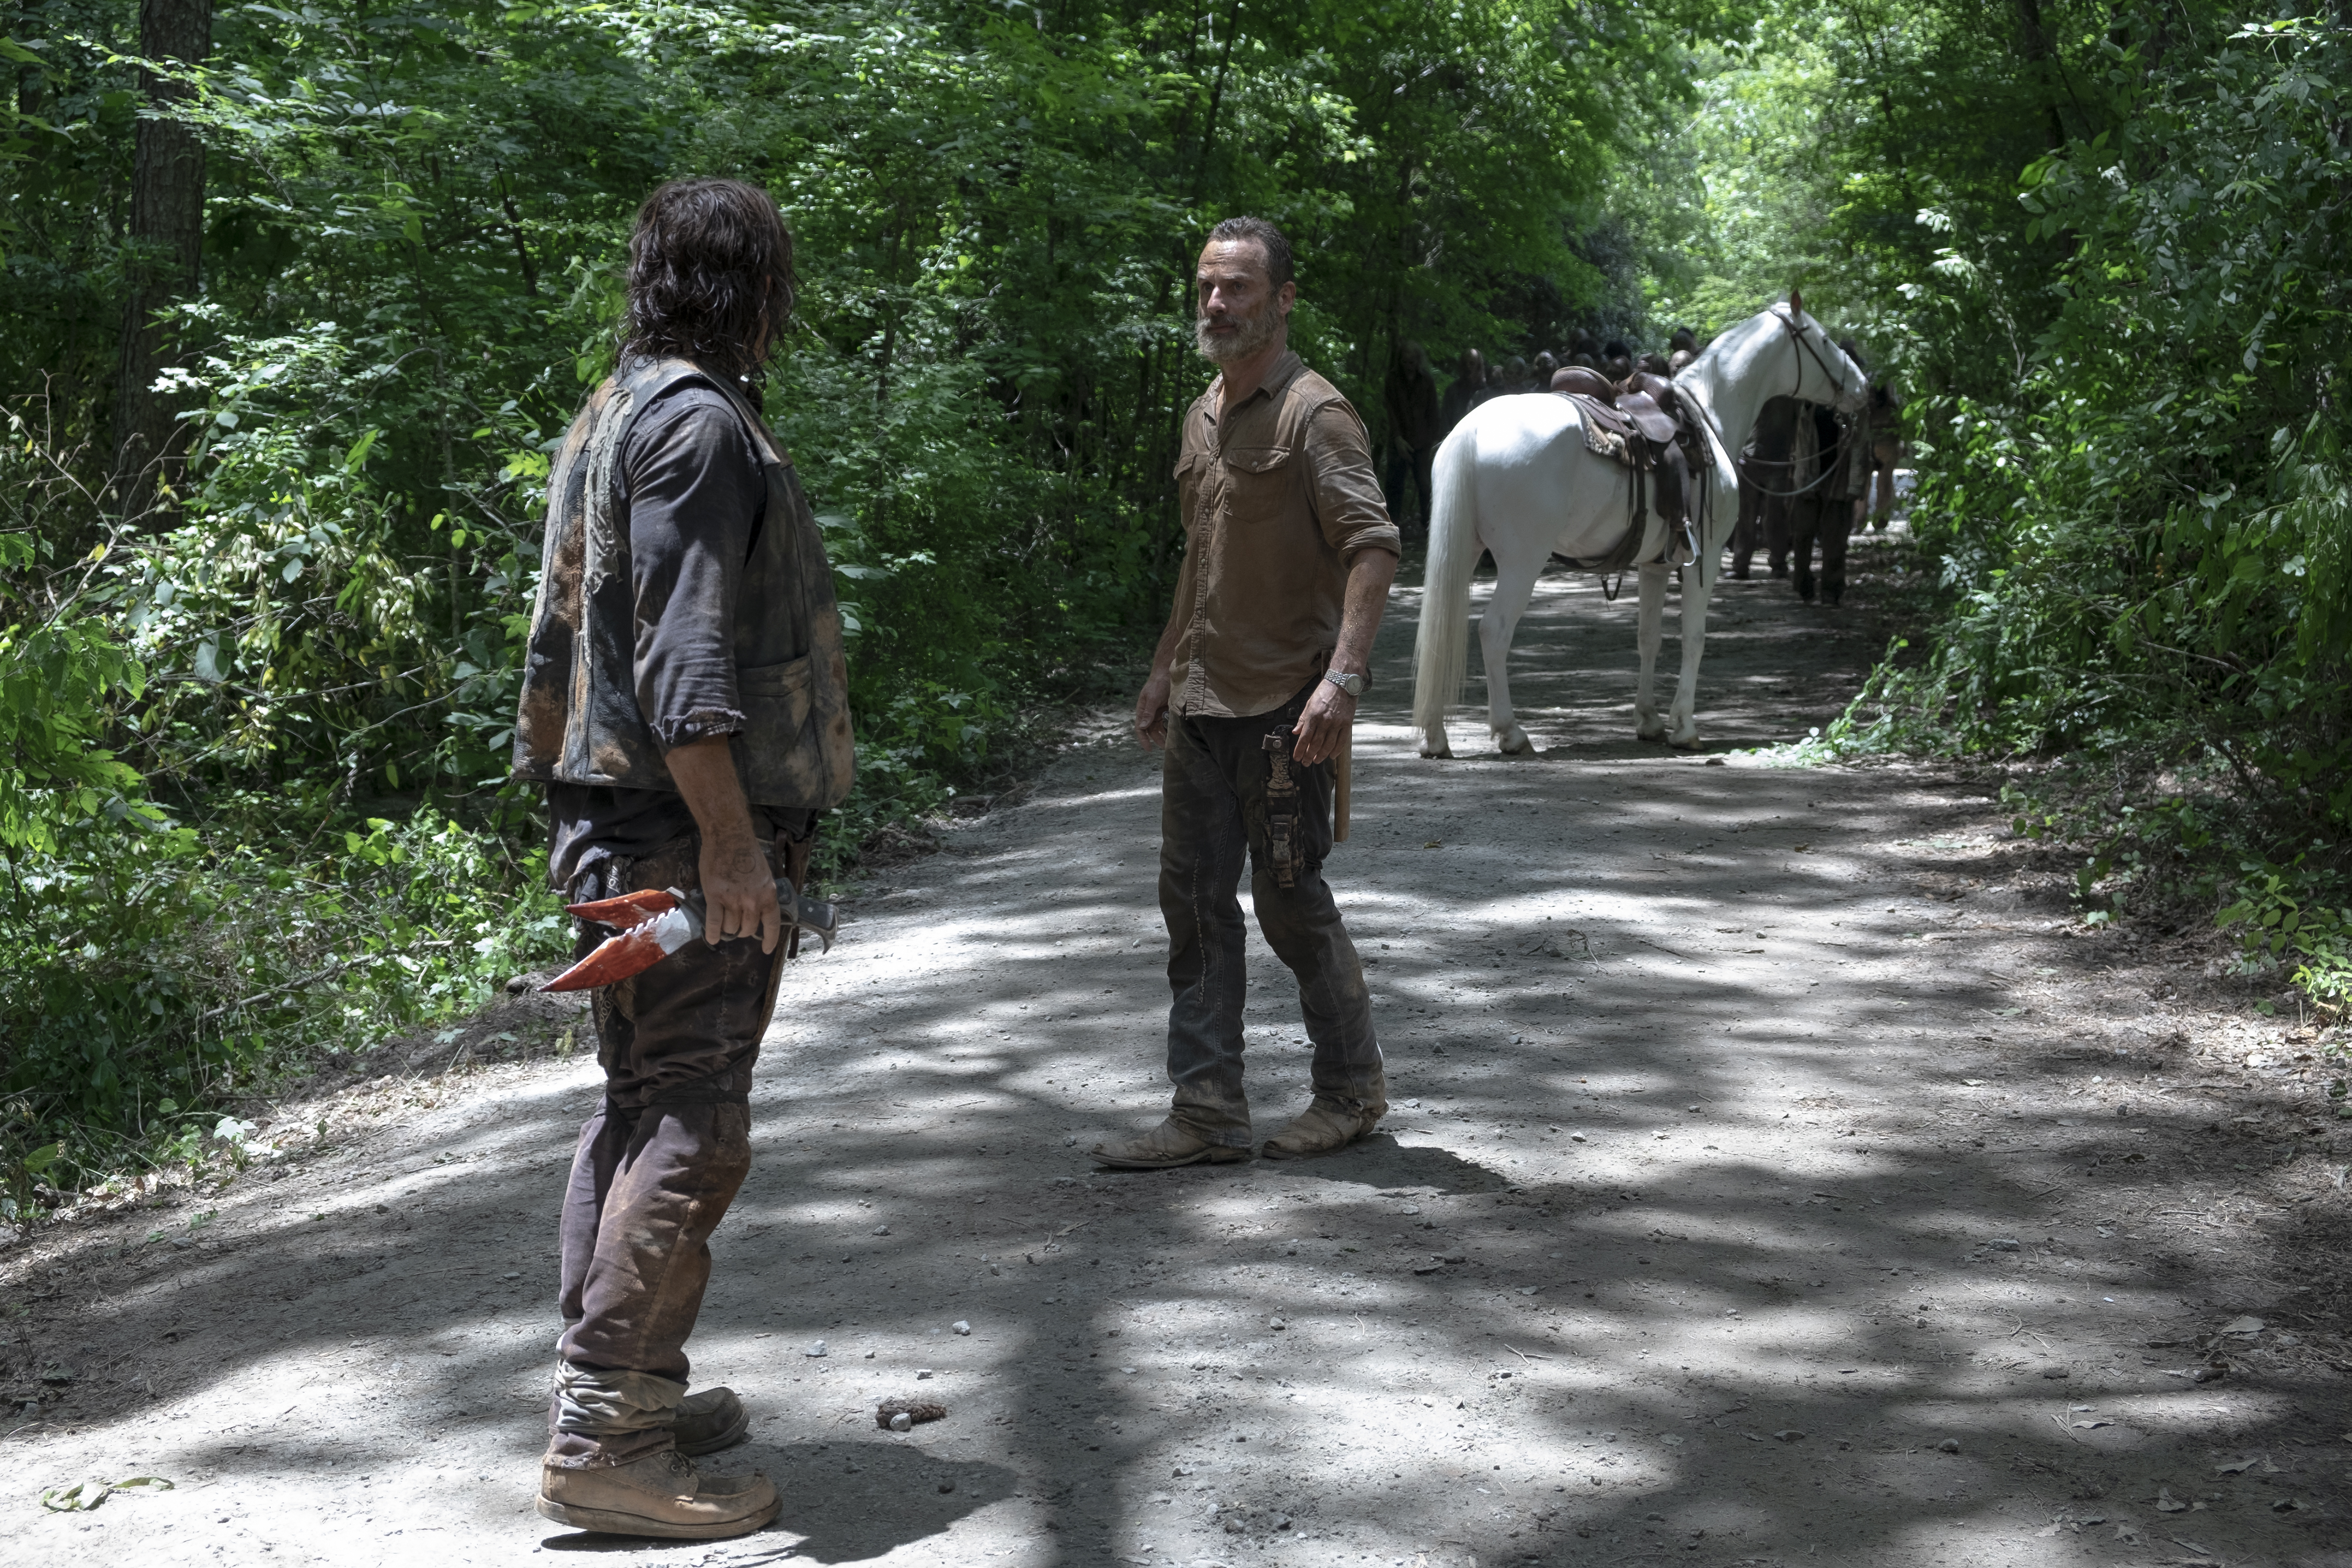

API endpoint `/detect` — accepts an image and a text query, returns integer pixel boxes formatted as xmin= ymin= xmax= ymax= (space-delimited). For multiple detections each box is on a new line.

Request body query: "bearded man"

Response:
xmin=512 ymin=176 xmax=854 ymax=1538
xmin=1093 ymin=216 xmax=1401 ymax=1171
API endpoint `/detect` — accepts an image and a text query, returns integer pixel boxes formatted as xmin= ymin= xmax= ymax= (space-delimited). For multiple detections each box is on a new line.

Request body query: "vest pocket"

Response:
xmin=740 ymin=656 xmax=812 ymax=694
xmin=734 ymin=656 xmax=817 ymax=806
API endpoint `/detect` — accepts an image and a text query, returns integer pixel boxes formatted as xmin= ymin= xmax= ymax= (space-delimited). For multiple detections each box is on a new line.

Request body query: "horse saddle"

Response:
xmin=1549 ymin=370 xmax=1708 ymax=573
xmin=1552 ymin=370 xmax=1687 ymax=456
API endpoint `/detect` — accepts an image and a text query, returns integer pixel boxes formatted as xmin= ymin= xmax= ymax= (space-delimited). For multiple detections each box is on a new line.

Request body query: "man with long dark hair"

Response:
xmin=1096 ymin=216 xmax=1399 ymax=1171
xmin=512 ymin=176 xmax=855 ymax=1538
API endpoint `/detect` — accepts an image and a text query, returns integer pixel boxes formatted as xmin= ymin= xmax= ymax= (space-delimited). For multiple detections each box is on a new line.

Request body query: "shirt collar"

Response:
xmin=1206 ymin=349 xmax=1305 ymax=421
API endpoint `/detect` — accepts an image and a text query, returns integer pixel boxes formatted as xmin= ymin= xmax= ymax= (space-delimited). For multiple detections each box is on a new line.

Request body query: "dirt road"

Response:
xmin=6 ymin=535 xmax=2348 ymax=1567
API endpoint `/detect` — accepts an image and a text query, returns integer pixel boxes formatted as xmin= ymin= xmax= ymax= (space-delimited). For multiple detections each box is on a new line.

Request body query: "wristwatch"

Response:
xmin=1323 ymin=668 xmax=1368 ymax=698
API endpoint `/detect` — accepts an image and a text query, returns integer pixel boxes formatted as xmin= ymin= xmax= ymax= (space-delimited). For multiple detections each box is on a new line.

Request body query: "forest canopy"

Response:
xmin=3 ymin=0 xmax=2347 ymax=1201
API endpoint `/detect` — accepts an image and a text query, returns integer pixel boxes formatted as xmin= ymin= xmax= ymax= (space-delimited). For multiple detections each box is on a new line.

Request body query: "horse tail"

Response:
xmin=1412 ymin=421 xmax=1482 ymax=747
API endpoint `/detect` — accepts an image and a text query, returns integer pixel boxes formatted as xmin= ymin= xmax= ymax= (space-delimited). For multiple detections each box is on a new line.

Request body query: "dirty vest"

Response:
xmin=511 ymin=356 xmax=855 ymax=812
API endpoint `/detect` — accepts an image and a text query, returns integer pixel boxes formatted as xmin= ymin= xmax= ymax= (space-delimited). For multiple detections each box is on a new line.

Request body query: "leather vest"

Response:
xmin=511 ymin=357 xmax=855 ymax=811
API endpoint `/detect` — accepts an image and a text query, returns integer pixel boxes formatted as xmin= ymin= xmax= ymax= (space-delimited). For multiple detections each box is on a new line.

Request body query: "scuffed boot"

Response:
xmin=1091 ymin=1118 xmax=1250 ymax=1171
xmin=675 ymin=1386 xmax=748 ymax=1456
xmin=537 ymin=1446 xmax=778 ymax=1539
xmin=1261 ymin=1094 xmax=1387 ymax=1160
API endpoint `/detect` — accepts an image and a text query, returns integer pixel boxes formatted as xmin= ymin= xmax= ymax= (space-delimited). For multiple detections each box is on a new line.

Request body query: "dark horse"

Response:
xmin=1729 ymin=394 xmax=1875 ymax=604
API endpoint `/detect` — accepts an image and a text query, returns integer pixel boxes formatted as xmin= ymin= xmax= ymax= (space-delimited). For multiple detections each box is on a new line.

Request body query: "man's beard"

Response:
xmin=1194 ymin=301 xmax=1285 ymax=364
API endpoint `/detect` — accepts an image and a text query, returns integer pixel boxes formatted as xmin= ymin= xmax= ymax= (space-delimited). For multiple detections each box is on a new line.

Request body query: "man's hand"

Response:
xmin=697 ymin=829 xmax=781 ymax=952
xmin=1291 ymin=676 xmax=1356 ymax=766
xmin=1290 ymin=547 xmax=1397 ymax=766
xmin=1135 ymin=667 xmax=1173 ymax=750
xmin=667 ymin=737 xmax=781 ymax=953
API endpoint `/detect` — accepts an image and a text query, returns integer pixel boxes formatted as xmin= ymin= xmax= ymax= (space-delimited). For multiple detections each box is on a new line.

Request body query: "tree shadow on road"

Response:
xmin=5 ymin=550 xmax=2345 ymax=1568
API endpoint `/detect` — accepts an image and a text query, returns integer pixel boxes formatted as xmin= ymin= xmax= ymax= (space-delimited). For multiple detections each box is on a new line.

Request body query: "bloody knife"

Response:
xmin=540 ymin=881 xmax=838 ymax=992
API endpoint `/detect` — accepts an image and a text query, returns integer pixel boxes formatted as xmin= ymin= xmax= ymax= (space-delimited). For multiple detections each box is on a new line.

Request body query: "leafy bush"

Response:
xmin=0 ymin=804 xmax=570 ymax=1197
xmin=1774 ymin=12 xmax=2351 ymax=1007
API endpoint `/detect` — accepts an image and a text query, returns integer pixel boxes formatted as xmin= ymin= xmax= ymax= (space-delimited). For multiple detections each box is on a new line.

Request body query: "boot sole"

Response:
xmin=1091 ymin=1145 xmax=1251 ymax=1171
xmin=675 ymin=1408 xmax=751 ymax=1457
xmin=535 ymin=1494 xmax=780 ymax=1540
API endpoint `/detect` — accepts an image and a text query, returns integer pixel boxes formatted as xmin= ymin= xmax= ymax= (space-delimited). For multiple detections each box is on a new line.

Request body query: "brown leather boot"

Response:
xmin=536 ymin=1446 xmax=778 ymax=1539
xmin=1091 ymin=1118 xmax=1251 ymax=1170
xmin=1261 ymin=1094 xmax=1387 ymax=1160
xmin=675 ymin=1386 xmax=748 ymax=1456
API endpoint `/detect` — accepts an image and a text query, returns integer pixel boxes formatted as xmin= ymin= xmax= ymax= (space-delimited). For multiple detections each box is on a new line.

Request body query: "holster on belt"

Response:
xmin=1261 ymin=729 xmax=1301 ymax=889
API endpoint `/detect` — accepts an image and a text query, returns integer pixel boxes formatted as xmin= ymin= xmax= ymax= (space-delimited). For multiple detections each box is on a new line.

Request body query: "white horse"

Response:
xmin=1411 ymin=297 xmax=1867 ymax=754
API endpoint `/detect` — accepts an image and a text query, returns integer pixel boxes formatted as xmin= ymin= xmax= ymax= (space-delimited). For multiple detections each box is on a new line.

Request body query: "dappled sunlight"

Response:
xmin=4 ymin=538 xmax=2340 ymax=1568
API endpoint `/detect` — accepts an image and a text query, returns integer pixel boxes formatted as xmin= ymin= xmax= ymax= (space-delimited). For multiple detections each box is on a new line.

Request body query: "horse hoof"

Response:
xmin=1634 ymin=725 xmax=1668 ymax=745
xmin=1668 ymin=732 xmax=1705 ymax=751
xmin=1496 ymin=730 xmax=1534 ymax=756
xmin=1418 ymin=740 xmax=1454 ymax=760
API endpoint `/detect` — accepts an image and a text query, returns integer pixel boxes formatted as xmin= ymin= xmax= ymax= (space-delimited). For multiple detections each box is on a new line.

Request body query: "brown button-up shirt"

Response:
xmin=1168 ymin=351 xmax=1401 ymax=718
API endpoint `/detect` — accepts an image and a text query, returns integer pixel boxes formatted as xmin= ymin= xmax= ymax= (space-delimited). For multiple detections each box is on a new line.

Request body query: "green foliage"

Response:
xmin=0 ymin=803 xmax=570 ymax=1197
xmin=1704 ymin=3 xmax=2351 ymax=1013
xmin=0 ymin=602 xmax=152 ymax=851
xmin=10 ymin=0 xmax=1714 ymax=814
xmin=2216 ymin=867 xmax=2349 ymax=969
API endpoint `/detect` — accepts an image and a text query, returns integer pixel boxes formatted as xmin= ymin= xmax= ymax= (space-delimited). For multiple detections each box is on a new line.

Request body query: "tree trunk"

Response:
xmin=2012 ymin=0 xmax=2069 ymax=149
xmin=112 ymin=0 xmax=213 ymax=526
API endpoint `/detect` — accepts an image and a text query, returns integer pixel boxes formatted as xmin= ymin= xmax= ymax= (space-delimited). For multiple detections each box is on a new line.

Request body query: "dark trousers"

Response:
xmin=1730 ymin=473 xmax=1762 ymax=577
xmin=1385 ymin=444 xmax=1435 ymax=533
xmin=547 ymin=833 xmax=786 ymax=1459
xmin=1786 ymin=494 xmax=1855 ymax=604
xmin=1729 ymin=470 xmax=1791 ymax=578
xmin=1160 ymin=680 xmax=1384 ymax=1146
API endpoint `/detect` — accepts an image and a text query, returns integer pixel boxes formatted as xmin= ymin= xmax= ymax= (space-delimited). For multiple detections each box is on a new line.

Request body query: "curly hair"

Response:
xmin=619 ymin=178 xmax=797 ymax=380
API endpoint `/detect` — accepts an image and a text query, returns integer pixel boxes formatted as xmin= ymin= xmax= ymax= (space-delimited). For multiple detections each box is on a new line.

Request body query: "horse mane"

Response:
xmin=1675 ymin=306 xmax=1781 ymax=382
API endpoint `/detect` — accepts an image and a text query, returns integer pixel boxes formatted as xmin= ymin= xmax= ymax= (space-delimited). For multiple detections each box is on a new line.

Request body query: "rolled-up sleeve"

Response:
xmin=620 ymin=390 xmax=768 ymax=752
xmin=1301 ymin=400 xmax=1403 ymax=559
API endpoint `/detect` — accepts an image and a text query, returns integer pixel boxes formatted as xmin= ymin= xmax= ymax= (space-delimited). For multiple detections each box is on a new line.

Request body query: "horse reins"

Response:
xmin=1739 ymin=452 xmax=1844 ymax=501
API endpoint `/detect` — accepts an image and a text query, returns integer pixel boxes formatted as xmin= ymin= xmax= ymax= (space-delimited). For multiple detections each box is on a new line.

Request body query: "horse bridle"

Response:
xmin=1775 ymin=305 xmax=1850 ymax=407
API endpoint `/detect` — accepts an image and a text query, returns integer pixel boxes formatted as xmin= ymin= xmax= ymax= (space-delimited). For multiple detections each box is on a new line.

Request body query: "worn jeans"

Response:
xmin=545 ymin=832 xmax=787 ymax=1468
xmin=1160 ymin=679 xmax=1385 ymax=1146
